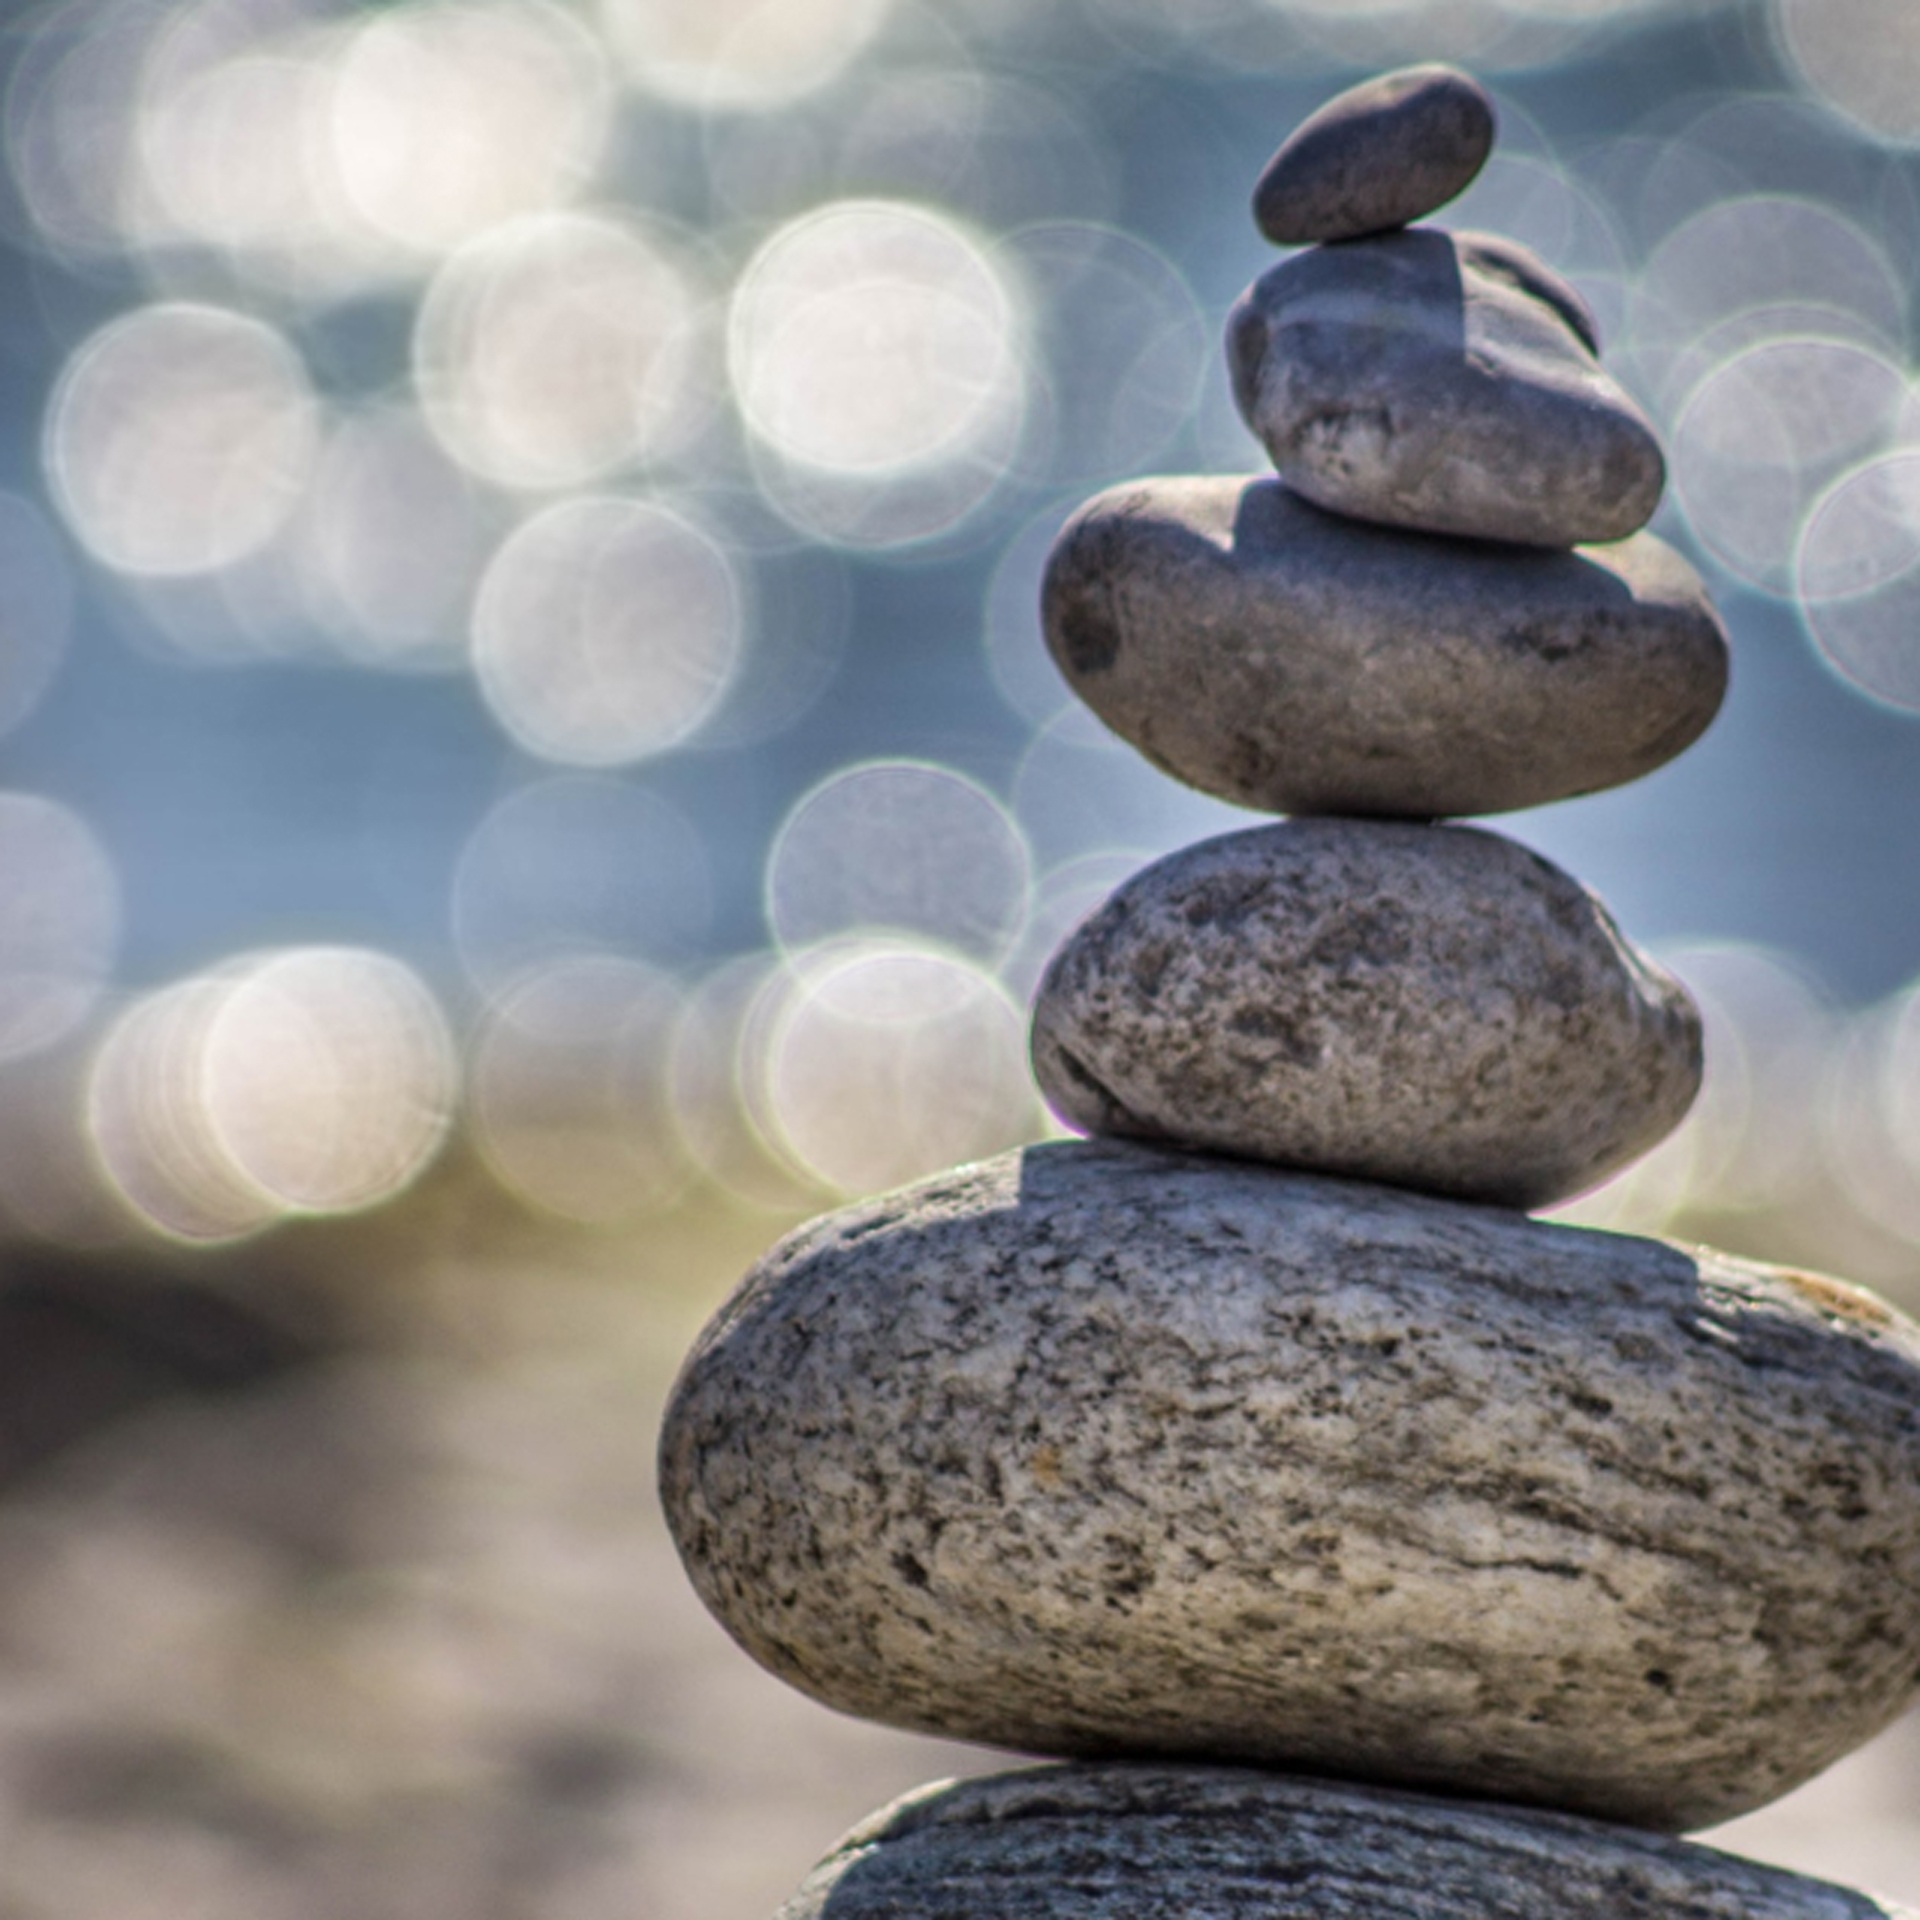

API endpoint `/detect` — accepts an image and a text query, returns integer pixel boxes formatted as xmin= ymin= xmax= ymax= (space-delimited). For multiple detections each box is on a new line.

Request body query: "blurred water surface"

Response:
xmin=1 ymin=1 xmax=1920 ymax=1915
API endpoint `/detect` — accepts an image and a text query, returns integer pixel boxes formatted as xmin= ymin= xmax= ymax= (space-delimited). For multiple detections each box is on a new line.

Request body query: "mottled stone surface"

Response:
xmin=778 ymin=1766 xmax=1916 ymax=1918
xmin=661 ymin=1140 xmax=1920 ymax=1833
xmin=1228 ymin=228 xmax=1663 ymax=546
xmin=1030 ymin=819 xmax=1699 ymax=1209
xmin=1253 ymin=64 xmax=1496 ymax=246
xmin=1042 ymin=474 xmax=1727 ymax=818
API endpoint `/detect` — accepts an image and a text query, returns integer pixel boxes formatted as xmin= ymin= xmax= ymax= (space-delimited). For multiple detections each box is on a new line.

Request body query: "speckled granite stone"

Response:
xmin=1227 ymin=228 xmax=1662 ymax=546
xmin=1253 ymin=65 xmax=1496 ymax=247
xmin=1029 ymin=818 xmax=1699 ymax=1209
xmin=776 ymin=1766 xmax=1917 ymax=1918
xmin=1041 ymin=474 xmax=1727 ymax=818
xmin=660 ymin=1140 xmax=1920 ymax=1833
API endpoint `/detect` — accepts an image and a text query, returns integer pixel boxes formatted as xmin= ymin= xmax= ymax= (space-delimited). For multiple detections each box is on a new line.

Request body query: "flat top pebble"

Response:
xmin=1254 ymin=64 xmax=1496 ymax=246
xmin=1228 ymin=228 xmax=1664 ymax=547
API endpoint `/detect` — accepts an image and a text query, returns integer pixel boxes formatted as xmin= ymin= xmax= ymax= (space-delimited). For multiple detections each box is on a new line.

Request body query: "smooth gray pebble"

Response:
xmin=1254 ymin=64 xmax=1496 ymax=246
xmin=1042 ymin=473 xmax=1728 ymax=818
xmin=1228 ymin=228 xmax=1663 ymax=547
xmin=1031 ymin=818 xmax=1700 ymax=1210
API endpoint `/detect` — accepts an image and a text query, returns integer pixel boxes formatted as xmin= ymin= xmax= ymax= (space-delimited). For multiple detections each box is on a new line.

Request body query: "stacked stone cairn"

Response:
xmin=662 ymin=66 xmax=1920 ymax=1919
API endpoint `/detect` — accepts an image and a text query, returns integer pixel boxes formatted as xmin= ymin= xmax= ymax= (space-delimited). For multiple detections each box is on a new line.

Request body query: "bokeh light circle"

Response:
xmin=1778 ymin=0 xmax=1920 ymax=148
xmin=472 ymin=954 xmax=690 ymax=1224
xmin=745 ymin=413 xmax=1023 ymax=550
xmin=197 ymin=946 xmax=457 ymax=1213
xmin=766 ymin=761 xmax=1031 ymax=964
xmin=8 ymin=0 xmax=166 ymax=260
xmin=88 ymin=976 xmax=284 ymax=1244
xmin=134 ymin=23 xmax=356 ymax=288
xmin=598 ymin=0 xmax=894 ymax=112
xmin=46 ymin=303 xmax=321 ymax=578
xmin=756 ymin=936 xmax=1038 ymax=1197
xmin=1634 ymin=196 xmax=1905 ymax=384
xmin=295 ymin=404 xmax=493 ymax=671
xmin=471 ymin=497 xmax=744 ymax=767
xmin=330 ymin=0 xmax=613 ymax=257
xmin=415 ymin=211 xmax=707 ymax=491
xmin=1649 ymin=301 xmax=1901 ymax=426
xmin=88 ymin=945 xmax=456 ymax=1240
xmin=1798 ymin=452 xmax=1920 ymax=711
xmin=1671 ymin=336 xmax=1911 ymax=594
xmin=729 ymin=199 xmax=1023 ymax=478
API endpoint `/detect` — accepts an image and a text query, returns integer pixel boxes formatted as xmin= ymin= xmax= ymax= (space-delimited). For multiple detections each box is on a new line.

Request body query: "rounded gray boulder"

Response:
xmin=1041 ymin=474 xmax=1728 ymax=818
xmin=779 ymin=1766 xmax=1915 ymax=1918
xmin=661 ymin=1141 xmax=1920 ymax=1833
xmin=1228 ymin=228 xmax=1664 ymax=547
xmin=1253 ymin=63 xmax=1497 ymax=246
xmin=1030 ymin=818 xmax=1700 ymax=1210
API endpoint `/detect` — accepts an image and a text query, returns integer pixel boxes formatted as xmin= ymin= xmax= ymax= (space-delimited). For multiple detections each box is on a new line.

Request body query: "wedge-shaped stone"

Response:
xmin=1228 ymin=229 xmax=1663 ymax=546
xmin=1031 ymin=819 xmax=1698 ymax=1209
xmin=1253 ymin=63 xmax=1496 ymax=246
xmin=1042 ymin=475 xmax=1727 ymax=818
xmin=661 ymin=1142 xmax=1920 ymax=1833
xmin=778 ymin=1767 xmax=1914 ymax=1919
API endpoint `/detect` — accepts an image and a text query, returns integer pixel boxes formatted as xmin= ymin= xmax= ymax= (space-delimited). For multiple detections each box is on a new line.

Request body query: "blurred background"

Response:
xmin=1 ymin=0 xmax=1919 ymax=1912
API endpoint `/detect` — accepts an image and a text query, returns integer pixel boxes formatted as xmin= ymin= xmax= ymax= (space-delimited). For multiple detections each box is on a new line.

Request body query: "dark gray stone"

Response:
xmin=1030 ymin=819 xmax=1700 ymax=1209
xmin=1227 ymin=229 xmax=1663 ymax=546
xmin=1253 ymin=64 xmax=1496 ymax=246
xmin=661 ymin=1140 xmax=1920 ymax=1834
xmin=778 ymin=1766 xmax=1915 ymax=1918
xmin=1041 ymin=474 xmax=1728 ymax=818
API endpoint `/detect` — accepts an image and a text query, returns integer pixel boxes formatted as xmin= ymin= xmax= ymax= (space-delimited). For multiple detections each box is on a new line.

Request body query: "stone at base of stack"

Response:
xmin=774 ymin=1767 xmax=1916 ymax=1920
xmin=662 ymin=1140 xmax=1920 ymax=1837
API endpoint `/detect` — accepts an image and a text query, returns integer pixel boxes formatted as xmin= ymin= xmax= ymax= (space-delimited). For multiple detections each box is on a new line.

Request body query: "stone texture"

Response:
xmin=660 ymin=1139 xmax=1920 ymax=1834
xmin=777 ymin=1766 xmax=1916 ymax=1919
xmin=1460 ymin=227 xmax=1601 ymax=354
xmin=1227 ymin=228 xmax=1663 ymax=546
xmin=1042 ymin=474 xmax=1728 ymax=818
xmin=1253 ymin=64 xmax=1496 ymax=247
xmin=1030 ymin=819 xmax=1699 ymax=1209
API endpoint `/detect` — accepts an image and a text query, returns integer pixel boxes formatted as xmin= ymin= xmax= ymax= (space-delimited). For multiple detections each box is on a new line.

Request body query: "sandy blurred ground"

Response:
xmin=0 ymin=1169 xmax=994 ymax=1920
xmin=0 ymin=1163 xmax=1914 ymax=1920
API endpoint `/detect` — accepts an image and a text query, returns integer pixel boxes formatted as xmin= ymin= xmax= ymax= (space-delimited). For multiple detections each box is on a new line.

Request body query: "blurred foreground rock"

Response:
xmin=0 ymin=1183 xmax=991 ymax=1920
